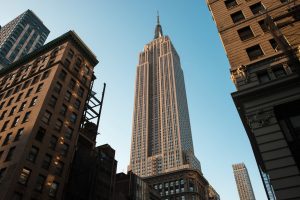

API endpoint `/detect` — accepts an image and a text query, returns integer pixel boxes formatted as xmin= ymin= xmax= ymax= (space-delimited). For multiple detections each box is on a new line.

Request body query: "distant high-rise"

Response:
xmin=129 ymin=15 xmax=201 ymax=177
xmin=0 ymin=10 xmax=49 ymax=68
xmin=233 ymin=163 xmax=256 ymax=200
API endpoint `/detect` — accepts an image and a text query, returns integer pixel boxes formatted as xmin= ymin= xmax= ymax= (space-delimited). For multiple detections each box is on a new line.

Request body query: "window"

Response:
xmin=74 ymin=99 xmax=81 ymax=110
xmin=78 ymin=87 xmax=84 ymax=97
xmin=54 ymin=119 xmax=63 ymax=131
xmin=31 ymin=75 xmax=40 ymax=85
xmin=257 ymin=71 xmax=270 ymax=83
xmin=65 ymin=126 xmax=73 ymax=139
xmin=0 ymin=110 xmax=7 ymax=121
xmin=9 ymin=106 xmax=17 ymax=116
xmin=42 ymin=110 xmax=52 ymax=124
xmin=48 ymin=96 xmax=57 ymax=108
xmin=64 ymin=91 xmax=72 ymax=102
xmin=27 ymin=146 xmax=39 ymax=163
xmin=26 ymin=88 xmax=33 ymax=98
xmin=63 ymin=59 xmax=71 ymax=68
xmin=84 ymin=66 xmax=90 ymax=75
xmin=0 ymin=102 xmax=5 ymax=110
xmin=35 ymin=127 xmax=46 ymax=142
xmin=273 ymin=65 xmax=286 ymax=78
xmin=22 ymin=112 xmax=31 ymax=123
xmin=13 ymin=85 xmax=21 ymax=94
xmin=269 ymin=39 xmax=279 ymax=51
xmin=11 ymin=116 xmax=20 ymax=127
xmin=22 ymin=80 xmax=31 ymax=89
xmin=4 ymin=146 xmax=15 ymax=162
xmin=29 ymin=96 xmax=38 ymax=107
xmin=49 ymin=135 xmax=58 ymax=150
xmin=19 ymin=102 xmax=26 ymax=112
xmin=69 ymin=79 xmax=76 ymax=90
xmin=58 ymin=70 xmax=67 ymax=81
xmin=16 ymin=93 xmax=23 ymax=102
xmin=238 ymin=26 xmax=254 ymax=41
xmin=36 ymin=83 xmax=44 ymax=93
xmin=0 ymin=168 xmax=6 ymax=180
xmin=41 ymin=70 xmax=50 ymax=80
xmin=14 ymin=128 xmax=24 ymax=141
xmin=18 ymin=168 xmax=31 ymax=185
xmin=246 ymin=45 xmax=264 ymax=60
xmin=60 ymin=104 xmax=67 ymax=116
xmin=53 ymin=82 xmax=62 ymax=94
xmin=250 ymin=2 xmax=265 ymax=15
xmin=48 ymin=182 xmax=59 ymax=197
xmin=258 ymin=20 xmax=268 ymax=32
xmin=231 ymin=11 xmax=245 ymax=23
xmin=42 ymin=154 xmax=52 ymax=169
xmin=82 ymin=76 xmax=87 ymax=85
xmin=225 ymin=0 xmax=237 ymax=9
xmin=67 ymin=49 xmax=74 ymax=59
xmin=60 ymin=143 xmax=69 ymax=156
xmin=74 ymin=58 xmax=82 ymax=73
xmin=5 ymin=89 xmax=13 ymax=98
xmin=54 ymin=161 xmax=64 ymax=176
xmin=35 ymin=175 xmax=46 ymax=192
xmin=69 ymin=112 xmax=77 ymax=124
xmin=1 ymin=121 xmax=9 ymax=132
xmin=3 ymin=133 xmax=12 ymax=145
xmin=7 ymin=97 xmax=14 ymax=106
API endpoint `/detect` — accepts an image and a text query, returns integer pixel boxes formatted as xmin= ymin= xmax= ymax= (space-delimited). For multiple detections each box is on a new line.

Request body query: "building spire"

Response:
xmin=154 ymin=11 xmax=163 ymax=39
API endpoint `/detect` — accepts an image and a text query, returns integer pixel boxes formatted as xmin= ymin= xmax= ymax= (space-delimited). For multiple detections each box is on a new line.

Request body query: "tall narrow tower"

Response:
xmin=233 ymin=163 xmax=256 ymax=200
xmin=129 ymin=15 xmax=201 ymax=177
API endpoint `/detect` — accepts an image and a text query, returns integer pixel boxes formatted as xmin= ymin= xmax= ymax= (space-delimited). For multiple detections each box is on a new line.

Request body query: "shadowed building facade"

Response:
xmin=206 ymin=0 xmax=300 ymax=199
xmin=0 ymin=31 xmax=98 ymax=200
xmin=0 ymin=10 xmax=49 ymax=69
xmin=233 ymin=163 xmax=256 ymax=200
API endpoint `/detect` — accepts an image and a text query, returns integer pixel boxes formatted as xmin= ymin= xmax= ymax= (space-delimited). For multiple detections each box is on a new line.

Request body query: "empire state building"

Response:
xmin=129 ymin=16 xmax=201 ymax=177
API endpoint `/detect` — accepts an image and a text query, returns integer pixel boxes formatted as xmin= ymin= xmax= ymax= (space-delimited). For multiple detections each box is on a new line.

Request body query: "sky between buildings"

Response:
xmin=0 ymin=0 xmax=268 ymax=199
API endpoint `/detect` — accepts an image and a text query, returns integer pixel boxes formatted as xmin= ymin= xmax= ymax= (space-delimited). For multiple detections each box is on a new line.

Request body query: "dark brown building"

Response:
xmin=114 ymin=171 xmax=161 ymax=200
xmin=65 ymin=131 xmax=117 ymax=200
xmin=144 ymin=168 xmax=209 ymax=200
xmin=206 ymin=0 xmax=300 ymax=199
xmin=0 ymin=30 xmax=98 ymax=200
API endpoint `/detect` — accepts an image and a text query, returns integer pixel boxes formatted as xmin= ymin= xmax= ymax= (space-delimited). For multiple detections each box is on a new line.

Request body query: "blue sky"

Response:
xmin=1 ymin=1 xmax=267 ymax=199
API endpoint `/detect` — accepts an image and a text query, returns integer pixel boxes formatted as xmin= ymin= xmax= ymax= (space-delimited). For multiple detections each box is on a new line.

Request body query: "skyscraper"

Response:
xmin=129 ymin=15 xmax=201 ymax=177
xmin=233 ymin=163 xmax=256 ymax=200
xmin=206 ymin=0 xmax=300 ymax=199
xmin=0 ymin=10 xmax=49 ymax=68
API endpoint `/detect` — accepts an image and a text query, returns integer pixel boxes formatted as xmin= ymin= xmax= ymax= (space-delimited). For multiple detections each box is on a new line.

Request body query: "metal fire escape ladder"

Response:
xmin=81 ymin=76 xmax=106 ymax=134
xmin=264 ymin=1 xmax=300 ymax=72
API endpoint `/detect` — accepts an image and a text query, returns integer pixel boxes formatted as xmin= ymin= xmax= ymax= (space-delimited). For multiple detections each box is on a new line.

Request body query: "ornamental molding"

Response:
xmin=246 ymin=109 xmax=274 ymax=129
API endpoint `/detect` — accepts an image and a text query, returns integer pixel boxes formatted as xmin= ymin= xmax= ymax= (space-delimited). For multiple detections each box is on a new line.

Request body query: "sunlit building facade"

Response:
xmin=207 ymin=0 xmax=300 ymax=199
xmin=129 ymin=16 xmax=201 ymax=177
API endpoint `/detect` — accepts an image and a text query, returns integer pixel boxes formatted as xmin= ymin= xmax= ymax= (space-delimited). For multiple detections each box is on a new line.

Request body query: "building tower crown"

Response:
xmin=154 ymin=12 xmax=163 ymax=39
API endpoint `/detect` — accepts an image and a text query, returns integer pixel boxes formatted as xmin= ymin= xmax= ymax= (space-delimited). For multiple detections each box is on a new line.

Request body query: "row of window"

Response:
xmin=225 ymin=0 xmax=289 ymax=10
xmin=17 ymin=167 xmax=59 ymax=197
xmin=0 ymin=69 xmax=46 ymax=102
xmin=0 ymin=96 xmax=37 ymax=121
xmin=230 ymin=2 xmax=265 ymax=23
